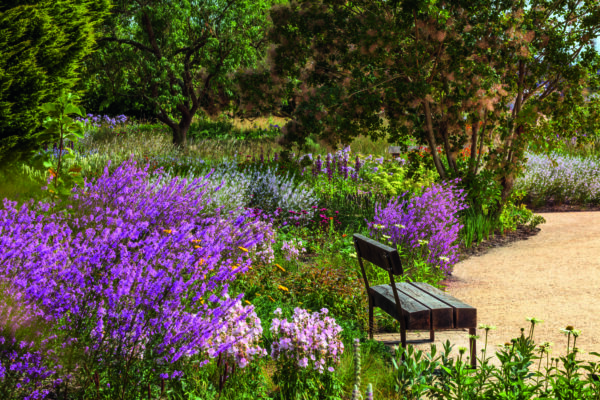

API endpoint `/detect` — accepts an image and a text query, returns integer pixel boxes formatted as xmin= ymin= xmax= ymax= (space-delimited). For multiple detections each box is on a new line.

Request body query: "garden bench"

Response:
xmin=353 ymin=233 xmax=478 ymax=367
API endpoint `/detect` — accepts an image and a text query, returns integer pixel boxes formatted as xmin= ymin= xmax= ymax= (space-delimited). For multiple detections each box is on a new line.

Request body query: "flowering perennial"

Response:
xmin=270 ymin=308 xmax=344 ymax=374
xmin=370 ymin=179 xmax=467 ymax=275
xmin=0 ymin=157 xmax=270 ymax=395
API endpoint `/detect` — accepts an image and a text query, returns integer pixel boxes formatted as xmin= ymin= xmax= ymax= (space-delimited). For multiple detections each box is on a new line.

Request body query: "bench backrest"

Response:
xmin=353 ymin=233 xmax=403 ymax=275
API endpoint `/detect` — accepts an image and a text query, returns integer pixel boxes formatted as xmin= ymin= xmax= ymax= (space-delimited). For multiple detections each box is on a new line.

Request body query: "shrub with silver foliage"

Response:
xmin=244 ymin=164 xmax=318 ymax=218
xmin=152 ymin=158 xmax=318 ymax=220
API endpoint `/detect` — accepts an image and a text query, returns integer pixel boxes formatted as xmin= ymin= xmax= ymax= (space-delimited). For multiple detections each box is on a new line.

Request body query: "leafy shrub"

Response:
xmin=286 ymin=262 xmax=366 ymax=327
xmin=362 ymin=160 xmax=437 ymax=197
xmin=244 ymin=164 xmax=318 ymax=218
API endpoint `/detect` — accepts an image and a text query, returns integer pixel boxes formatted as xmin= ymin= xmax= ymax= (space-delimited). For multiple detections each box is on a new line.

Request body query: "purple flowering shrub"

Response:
xmin=0 ymin=288 xmax=66 ymax=400
xmin=0 ymin=157 xmax=271 ymax=398
xmin=270 ymin=307 xmax=344 ymax=399
xmin=369 ymin=179 xmax=467 ymax=276
xmin=515 ymin=151 xmax=600 ymax=205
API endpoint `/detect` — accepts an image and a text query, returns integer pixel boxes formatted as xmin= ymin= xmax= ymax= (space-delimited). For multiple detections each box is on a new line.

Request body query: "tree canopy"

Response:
xmin=86 ymin=0 xmax=290 ymax=148
xmin=236 ymin=0 xmax=600 ymax=210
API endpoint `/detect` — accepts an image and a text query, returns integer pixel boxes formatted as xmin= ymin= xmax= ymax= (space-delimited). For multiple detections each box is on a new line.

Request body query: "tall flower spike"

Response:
xmin=352 ymin=338 xmax=362 ymax=400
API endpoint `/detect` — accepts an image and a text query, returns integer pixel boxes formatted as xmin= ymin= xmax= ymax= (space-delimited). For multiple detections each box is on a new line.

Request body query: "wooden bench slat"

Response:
xmin=354 ymin=234 xmax=403 ymax=275
xmin=394 ymin=283 xmax=454 ymax=330
xmin=409 ymin=282 xmax=477 ymax=329
xmin=370 ymin=285 xmax=430 ymax=330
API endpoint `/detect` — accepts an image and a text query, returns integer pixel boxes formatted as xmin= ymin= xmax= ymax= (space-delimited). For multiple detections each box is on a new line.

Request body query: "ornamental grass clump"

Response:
xmin=270 ymin=307 xmax=345 ymax=399
xmin=370 ymin=179 xmax=467 ymax=276
xmin=0 ymin=157 xmax=270 ymax=398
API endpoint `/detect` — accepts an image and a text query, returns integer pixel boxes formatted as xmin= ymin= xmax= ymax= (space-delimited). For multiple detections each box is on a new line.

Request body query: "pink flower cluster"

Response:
xmin=202 ymin=296 xmax=266 ymax=368
xmin=270 ymin=308 xmax=344 ymax=374
xmin=280 ymin=238 xmax=306 ymax=262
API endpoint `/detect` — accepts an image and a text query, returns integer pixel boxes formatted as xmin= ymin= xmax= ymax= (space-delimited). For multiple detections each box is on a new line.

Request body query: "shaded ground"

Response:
xmin=374 ymin=209 xmax=600 ymax=367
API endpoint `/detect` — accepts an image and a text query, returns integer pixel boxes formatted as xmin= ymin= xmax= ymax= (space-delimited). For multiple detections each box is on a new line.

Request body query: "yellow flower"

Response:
xmin=191 ymin=239 xmax=201 ymax=243
xmin=163 ymin=229 xmax=172 ymax=234
xmin=239 ymin=246 xmax=249 ymax=252
xmin=278 ymin=285 xmax=289 ymax=292
xmin=198 ymin=259 xmax=206 ymax=266
xmin=268 ymin=295 xmax=275 ymax=302
xmin=274 ymin=264 xmax=286 ymax=272
xmin=231 ymin=264 xmax=240 ymax=270
xmin=245 ymin=300 xmax=251 ymax=305
xmin=249 ymin=266 xmax=253 ymax=270
xmin=255 ymin=293 xmax=261 ymax=296
xmin=194 ymin=245 xmax=200 ymax=249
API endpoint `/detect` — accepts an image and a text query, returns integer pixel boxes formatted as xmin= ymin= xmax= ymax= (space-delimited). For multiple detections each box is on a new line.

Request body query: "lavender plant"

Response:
xmin=515 ymin=151 xmax=600 ymax=206
xmin=369 ymin=180 xmax=468 ymax=276
xmin=0 ymin=157 xmax=270 ymax=399
xmin=0 ymin=287 xmax=65 ymax=400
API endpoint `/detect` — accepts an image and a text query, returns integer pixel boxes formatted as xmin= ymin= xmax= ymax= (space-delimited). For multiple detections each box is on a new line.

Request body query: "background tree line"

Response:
xmin=2 ymin=0 xmax=600 ymax=218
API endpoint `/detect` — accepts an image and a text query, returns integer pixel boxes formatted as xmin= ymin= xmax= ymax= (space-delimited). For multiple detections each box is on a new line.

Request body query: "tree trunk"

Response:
xmin=171 ymin=114 xmax=192 ymax=153
xmin=422 ymin=100 xmax=447 ymax=180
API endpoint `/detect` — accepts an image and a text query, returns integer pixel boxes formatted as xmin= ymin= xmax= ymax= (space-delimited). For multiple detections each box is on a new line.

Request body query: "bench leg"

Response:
xmin=469 ymin=328 xmax=477 ymax=369
xmin=430 ymin=329 xmax=435 ymax=342
xmin=368 ymin=296 xmax=374 ymax=340
xmin=400 ymin=324 xmax=407 ymax=362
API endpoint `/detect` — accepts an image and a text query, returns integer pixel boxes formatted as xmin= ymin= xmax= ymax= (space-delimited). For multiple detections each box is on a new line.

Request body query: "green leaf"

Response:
xmin=64 ymin=103 xmax=83 ymax=117
xmin=41 ymin=103 xmax=57 ymax=113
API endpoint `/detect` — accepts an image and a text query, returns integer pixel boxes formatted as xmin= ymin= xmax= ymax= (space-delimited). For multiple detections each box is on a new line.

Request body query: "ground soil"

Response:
xmin=373 ymin=207 xmax=600 ymax=367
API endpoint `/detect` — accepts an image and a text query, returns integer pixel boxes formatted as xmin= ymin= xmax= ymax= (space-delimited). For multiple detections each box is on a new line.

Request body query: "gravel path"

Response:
xmin=374 ymin=212 xmax=600 ymax=366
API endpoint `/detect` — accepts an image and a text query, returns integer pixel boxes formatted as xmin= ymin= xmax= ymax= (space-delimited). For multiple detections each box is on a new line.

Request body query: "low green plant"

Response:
xmin=28 ymin=91 xmax=86 ymax=206
xmin=388 ymin=318 xmax=600 ymax=399
xmin=361 ymin=161 xmax=437 ymax=197
xmin=460 ymin=204 xmax=498 ymax=248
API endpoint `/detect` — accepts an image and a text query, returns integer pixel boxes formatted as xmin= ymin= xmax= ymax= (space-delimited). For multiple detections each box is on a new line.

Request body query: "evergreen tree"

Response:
xmin=0 ymin=0 xmax=110 ymax=167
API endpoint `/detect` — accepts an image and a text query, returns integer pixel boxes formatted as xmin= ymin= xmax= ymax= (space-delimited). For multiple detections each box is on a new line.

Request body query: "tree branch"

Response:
xmin=97 ymin=37 xmax=155 ymax=54
xmin=141 ymin=11 xmax=162 ymax=58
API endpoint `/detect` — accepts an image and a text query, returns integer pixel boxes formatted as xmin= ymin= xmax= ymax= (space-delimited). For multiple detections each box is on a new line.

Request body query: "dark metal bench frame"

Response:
xmin=353 ymin=233 xmax=477 ymax=367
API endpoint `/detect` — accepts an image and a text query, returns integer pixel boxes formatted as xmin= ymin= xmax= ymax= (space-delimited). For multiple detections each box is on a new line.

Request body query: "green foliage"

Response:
xmin=86 ymin=0 xmax=289 ymax=147
xmin=0 ymin=0 xmax=110 ymax=167
xmin=242 ymin=0 xmax=600 ymax=217
xmin=362 ymin=161 xmax=438 ymax=197
xmin=29 ymin=91 xmax=87 ymax=204
xmin=389 ymin=320 xmax=600 ymax=400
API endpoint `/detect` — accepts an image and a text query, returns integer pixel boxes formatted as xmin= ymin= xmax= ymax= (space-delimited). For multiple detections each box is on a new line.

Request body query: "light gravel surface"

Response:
xmin=374 ymin=212 xmax=600 ymax=366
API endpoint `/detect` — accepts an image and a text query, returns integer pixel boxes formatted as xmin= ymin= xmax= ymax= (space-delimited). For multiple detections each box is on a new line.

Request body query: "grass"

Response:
xmin=1 ymin=113 xmax=600 ymax=399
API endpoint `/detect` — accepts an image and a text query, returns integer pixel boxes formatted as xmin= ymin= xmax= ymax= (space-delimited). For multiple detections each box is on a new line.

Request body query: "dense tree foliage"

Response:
xmin=86 ymin=0 xmax=290 ymax=149
xmin=236 ymin=0 xmax=600 ymax=212
xmin=0 ymin=0 xmax=110 ymax=167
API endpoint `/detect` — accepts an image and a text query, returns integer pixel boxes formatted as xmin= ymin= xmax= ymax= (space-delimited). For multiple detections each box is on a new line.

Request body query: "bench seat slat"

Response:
xmin=370 ymin=284 xmax=430 ymax=330
xmin=394 ymin=283 xmax=454 ymax=329
xmin=410 ymin=282 xmax=477 ymax=329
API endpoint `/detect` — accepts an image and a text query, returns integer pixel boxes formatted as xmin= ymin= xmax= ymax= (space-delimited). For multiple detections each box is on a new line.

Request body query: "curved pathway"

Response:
xmin=374 ymin=212 xmax=600 ymax=365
